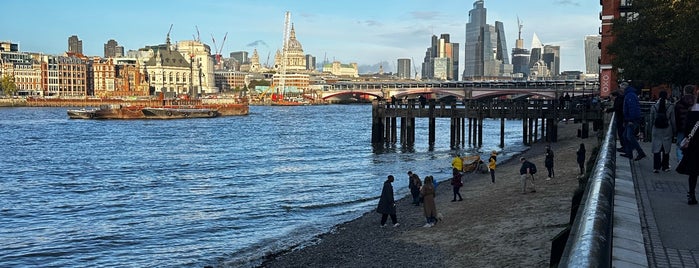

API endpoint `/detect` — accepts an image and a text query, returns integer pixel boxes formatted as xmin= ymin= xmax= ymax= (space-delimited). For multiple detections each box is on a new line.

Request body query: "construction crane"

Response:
xmin=166 ymin=24 xmax=174 ymax=49
xmin=192 ymin=26 xmax=200 ymax=42
xmin=411 ymin=57 xmax=419 ymax=80
xmin=211 ymin=32 xmax=228 ymax=65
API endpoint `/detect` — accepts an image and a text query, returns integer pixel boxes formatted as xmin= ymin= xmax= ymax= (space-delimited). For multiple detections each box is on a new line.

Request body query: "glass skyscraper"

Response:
xmin=463 ymin=0 xmax=511 ymax=80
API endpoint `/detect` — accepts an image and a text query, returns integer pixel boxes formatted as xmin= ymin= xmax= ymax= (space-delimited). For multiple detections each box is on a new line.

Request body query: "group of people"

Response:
xmin=377 ymin=172 xmax=441 ymax=228
xmin=608 ymin=83 xmax=699 ymax=205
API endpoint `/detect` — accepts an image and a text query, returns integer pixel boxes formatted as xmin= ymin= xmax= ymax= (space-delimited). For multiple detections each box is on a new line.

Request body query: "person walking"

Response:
xmin=674 ymin=85 xmax=696 ymax=162
xmin=620 ymin=82 xmax=647 ymax=161
xmin=376 ymin=175 xmax=400 ymax=227
xmin=605 ymin=90 xmax=626 ymax=152
xmin=544 ymin=145 xmax=555 ymax=180
xmin=450 ymin=168 xmax=463 ymax=202
xmin=488 ymin=151 xmax=497 ymax=183
xmin=408 ymin=172 xmax=422 ymax=206
xmin=576 ymin=143 xmax=586 ymax=175
xmin=650 ymin=91 xmax=675 ymax=172
xmin=676 ymin=95 xmax=699 ymax=205
xmin=420 ymin=176 xmax=438 ymax=227
xmin=519 ymin=157 xmax=536 ymax=194
xmin=451 ymin=153 xmax=463 ymax=172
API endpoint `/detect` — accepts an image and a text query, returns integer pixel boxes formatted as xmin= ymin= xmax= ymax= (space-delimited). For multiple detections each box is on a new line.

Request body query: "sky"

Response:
xmin=2 ymin=0 xmax=601 ymax=74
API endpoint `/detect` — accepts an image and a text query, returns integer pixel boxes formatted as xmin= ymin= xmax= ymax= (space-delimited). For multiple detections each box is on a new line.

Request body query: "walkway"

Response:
xmin=614 ymin=140 xmax=699 ymax=267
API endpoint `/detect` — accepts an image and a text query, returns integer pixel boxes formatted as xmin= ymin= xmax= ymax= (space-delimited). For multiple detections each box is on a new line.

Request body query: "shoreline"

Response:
xmin=255 ymin=121 xmax=601 ymax=268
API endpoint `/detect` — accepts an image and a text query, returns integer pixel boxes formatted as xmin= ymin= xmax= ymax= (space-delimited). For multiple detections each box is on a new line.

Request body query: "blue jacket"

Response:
xmin=623 ymin=86 xmax=642 ymax=122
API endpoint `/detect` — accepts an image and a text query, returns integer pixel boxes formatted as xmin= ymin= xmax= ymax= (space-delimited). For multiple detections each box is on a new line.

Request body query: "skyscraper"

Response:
xmin=584 ymin=35 xmax=601 ymax=75
xmin=422 ymin=34 xmax=459 ymax=80
xmin=397 ymin=58 xmax=411 ymax=79
xmin=463 ymin=0 xmax=511 ymax=80
xmin=511 ymin=18 xmax=530 ymax=78
xmin=104 ymin=39 xmax=124 ymax=58
xmin=543 ymin=45 xmax=560 ymax=76
xmin=68 ymin=35 xmax=83 ymax=54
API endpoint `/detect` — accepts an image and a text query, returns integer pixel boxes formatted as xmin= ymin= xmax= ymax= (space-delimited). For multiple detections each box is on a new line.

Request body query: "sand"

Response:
xmin=258 ymin=122 xmax=601 ymax=268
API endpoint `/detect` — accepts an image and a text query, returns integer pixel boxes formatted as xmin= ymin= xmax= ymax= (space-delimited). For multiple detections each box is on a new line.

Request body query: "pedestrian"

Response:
xmin=450 ymin=168 xmax=463 ymax=202
xmin=408 ymin=172 xmax=422 ymax=206
xmin=488 ymin=150 xmax=497 ymax=183
xmin=675 ymin=94 xmax=699 ymax=205
xmin=650 ymin=91 xmax=675 ymax=172
xmin=451 ymin=153 xmax=463 ymax=172
xmin=420 ymin=175 xmax=438 ymax=227
xmin=605 ymin=89 xmax=626 ymax=152
xmin=376 ymin=175 xmax=400 ymax=227
xmin=519 ymin=157 xmax=536 ymax=194
xmin=544 ymin=145 xmax=555 ymax=180
xmin=674 ymin=85 xmax=696 ymax=162
xmin=576 ymin=143 xmax=586 ymax=175
xmin=620 ymin=82 xmax=647 ymax=161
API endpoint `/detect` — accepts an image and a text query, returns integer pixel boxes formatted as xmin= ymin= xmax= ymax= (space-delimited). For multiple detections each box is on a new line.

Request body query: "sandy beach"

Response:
xmin=258 ymin=122 xmax=601 ymax=268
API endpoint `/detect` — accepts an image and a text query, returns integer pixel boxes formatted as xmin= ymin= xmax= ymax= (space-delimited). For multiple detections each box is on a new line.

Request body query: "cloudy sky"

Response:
xmin=2 ymin=0 xmax=600 ymax=73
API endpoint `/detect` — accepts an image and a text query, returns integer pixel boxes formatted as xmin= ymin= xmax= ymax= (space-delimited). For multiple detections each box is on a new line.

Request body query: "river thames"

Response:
xmin=0 ymin=105 xmax=530 ymax=267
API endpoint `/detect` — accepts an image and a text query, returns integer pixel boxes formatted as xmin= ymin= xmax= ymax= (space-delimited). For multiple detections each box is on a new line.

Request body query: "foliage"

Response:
xmin=1 ymin=74 xmax=17 ymax=96
xmin=607 ymin=0 xmax=699 ymax=86
xmin=247 ymin=79 xmax=270 ymax=89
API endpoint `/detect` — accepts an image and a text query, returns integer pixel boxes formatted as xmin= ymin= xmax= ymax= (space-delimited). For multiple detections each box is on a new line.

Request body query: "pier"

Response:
xmin=371 ymin=98 xmax=604 ymax=148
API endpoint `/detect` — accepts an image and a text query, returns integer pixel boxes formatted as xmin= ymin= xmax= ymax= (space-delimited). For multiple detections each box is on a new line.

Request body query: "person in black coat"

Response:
xmin=676 ymin=95 xmax=699 ymax=205
xmin=376 ymin=175 xmax=400 ymax=227
xmin=606 ymin=90 xmax=626 ymax=151
xmin=576 ymin=143 xmax=586 ymax=175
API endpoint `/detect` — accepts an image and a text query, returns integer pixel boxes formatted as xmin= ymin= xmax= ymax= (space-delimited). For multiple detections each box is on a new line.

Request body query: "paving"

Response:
xmin=614 ymin=140 xmax=699 ymax=267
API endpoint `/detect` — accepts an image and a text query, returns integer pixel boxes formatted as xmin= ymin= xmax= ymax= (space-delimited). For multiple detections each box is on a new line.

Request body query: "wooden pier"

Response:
xmin=371 ymin=99 xmax=604 ymax=148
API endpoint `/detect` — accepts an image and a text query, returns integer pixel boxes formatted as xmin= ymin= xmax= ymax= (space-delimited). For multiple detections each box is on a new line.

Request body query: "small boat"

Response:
xmin=141 ymin=107 xmax=219 ymax=119
xmin=67 ymin=108 xmax=98 ymax=119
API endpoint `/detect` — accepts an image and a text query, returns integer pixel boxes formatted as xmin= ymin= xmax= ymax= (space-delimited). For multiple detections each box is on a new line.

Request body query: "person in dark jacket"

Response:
xmin=676 ymin=94 xmax=699 ymax=205
xmin=621 ymin=82 xmax=647 ymax=161
xmin=674 ymin=85 xmax=696 ymax=162
xmin=519 ymin=157 xmax=536 ymax=194
xmin=606 ymin=89 xmax=626 ymax=151
xmin=408 ymin=171 xmax=422 ymax=206
xmin=450 ymin=168 xmax=463 ymax=202
xmin=377 ymin=175 xmax=400 ymax=227
xmin=544 ymin=145 xmax=554 ymax=180
xmin=576 ymin=143 xmax=586 ymax=175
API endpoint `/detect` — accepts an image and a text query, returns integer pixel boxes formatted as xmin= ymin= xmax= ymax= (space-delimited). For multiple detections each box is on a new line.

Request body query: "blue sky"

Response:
xmin=2 ymin=0 xmax=600 ymax=74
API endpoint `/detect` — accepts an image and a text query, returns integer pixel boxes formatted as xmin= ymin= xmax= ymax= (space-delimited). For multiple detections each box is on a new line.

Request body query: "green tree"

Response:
xmin=607 ymin=0 xmax=699 ymax=86
xmin=1 ymin=74 xmax=17 ymax=97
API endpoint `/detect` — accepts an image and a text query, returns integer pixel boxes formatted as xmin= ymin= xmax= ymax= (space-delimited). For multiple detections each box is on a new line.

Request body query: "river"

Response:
xmin=0 ymin=105 xmax=530 ymax=267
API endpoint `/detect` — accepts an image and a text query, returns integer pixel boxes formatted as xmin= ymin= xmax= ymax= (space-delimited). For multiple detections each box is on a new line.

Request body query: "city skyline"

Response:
xmin=1 ymin=0 xmax=600 ymax=74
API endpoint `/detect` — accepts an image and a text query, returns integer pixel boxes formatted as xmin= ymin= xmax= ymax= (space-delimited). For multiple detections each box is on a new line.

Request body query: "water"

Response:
xmin=0 ymin=105 xmax=530 ymax=267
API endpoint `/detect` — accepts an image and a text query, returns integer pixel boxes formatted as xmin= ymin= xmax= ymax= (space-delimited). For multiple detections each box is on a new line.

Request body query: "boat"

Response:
xmin=67 ymin=108 xmax=98 ymax=119
xmin=141 ymin=107 xmax=218 ymax=119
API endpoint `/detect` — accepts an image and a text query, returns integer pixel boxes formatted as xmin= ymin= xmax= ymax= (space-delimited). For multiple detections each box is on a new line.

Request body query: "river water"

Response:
xmin=0 ymin=105 xmax=529 ymax=267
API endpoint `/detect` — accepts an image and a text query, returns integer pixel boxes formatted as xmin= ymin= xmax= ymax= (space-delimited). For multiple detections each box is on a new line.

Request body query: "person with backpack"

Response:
xmin=519 ymin=157 xmax=537 ymax=194
xmin=674 ymin=85 xmax=696 ymax=162
xmin=651 ymin=91 xmax=675 ymax=172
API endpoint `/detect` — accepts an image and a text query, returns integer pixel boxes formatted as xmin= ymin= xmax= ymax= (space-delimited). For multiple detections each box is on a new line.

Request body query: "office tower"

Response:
xmin=68 ymin=35 xmax=83 ymax=54
xmin=104 ymin=39 xmax=124 ymax=58
xmin=543 ymin=45 xmax=560 ymax=76
xmin=397 ymin=58 xmax=411 ymax=79
xmin=463 ymin=0 xmax=511 ymax=80
xmin=422 ymin=34 xmax=459 ymax=80
xmin=230 ymin=51 xmax=249 ymax=64
xmin=511 ymin=18 xmax=530 ymax=78
xmin=584 ymin=35 xmax=601 ymax=75
xmin=305 ymin=54 xmax=316 ymax=71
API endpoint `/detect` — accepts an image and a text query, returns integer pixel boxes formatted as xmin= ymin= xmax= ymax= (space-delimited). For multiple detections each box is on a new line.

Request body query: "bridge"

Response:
xmin=318 ymin=80 xmax=600 ymax=102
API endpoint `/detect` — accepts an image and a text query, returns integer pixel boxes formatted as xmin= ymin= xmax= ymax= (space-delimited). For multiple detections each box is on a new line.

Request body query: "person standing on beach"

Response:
xmin=519 ymin=157 xmax=536 ymax=194
xmin=488 ymin=151 xmax=497 ymax=183
xmin=676 ymin=94 xmax=699 ymax=205
xmin=544 ymin=145 xmax=555 ymax=180
xmin=650 ymin=91 xmax=675 ymax=173
xmin=674 ymin=85 xmax=696 ymax=162
xmin=420 ymin=176 xmax=438 ymax=227
xmin=620 ymin=82 xmax=648 ymax=161
xmin=576 ymin=143 xmax=586 ymax=175
xmin=450 ymin=168 xmax=463 ymax=202
xmin=376 ymin=175 xmax=399 ymax=227
xmin=452 ymin=153 xmax=463 ymax=172
xmin=408 ymin=172 xmax=422 ymax=206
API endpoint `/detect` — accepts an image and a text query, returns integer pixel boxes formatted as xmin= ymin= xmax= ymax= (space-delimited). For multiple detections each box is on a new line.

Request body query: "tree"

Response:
xmin=1 ymin=74 xmax=17 ymax=97
xmin=607 ymin=0 xmax=699 ymax=86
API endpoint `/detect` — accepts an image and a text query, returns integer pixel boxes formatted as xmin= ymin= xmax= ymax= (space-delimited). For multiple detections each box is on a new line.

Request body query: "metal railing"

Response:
xmin=558 ymin=113 xmax=617 ymax=267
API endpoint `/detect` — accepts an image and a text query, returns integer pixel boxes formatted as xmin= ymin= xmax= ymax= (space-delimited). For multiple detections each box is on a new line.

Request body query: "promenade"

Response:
xmin=615 ymin=139 xmax=699 ymax=267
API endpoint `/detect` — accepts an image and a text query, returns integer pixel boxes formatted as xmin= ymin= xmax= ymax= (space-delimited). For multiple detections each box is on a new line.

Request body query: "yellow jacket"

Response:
xmin=452 ymin=156 xmax=463 ymax=171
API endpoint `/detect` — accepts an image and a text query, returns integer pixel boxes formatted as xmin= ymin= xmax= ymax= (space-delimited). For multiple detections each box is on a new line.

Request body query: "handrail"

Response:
xmin=558 ymin=113 xmax=617 ymax=267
